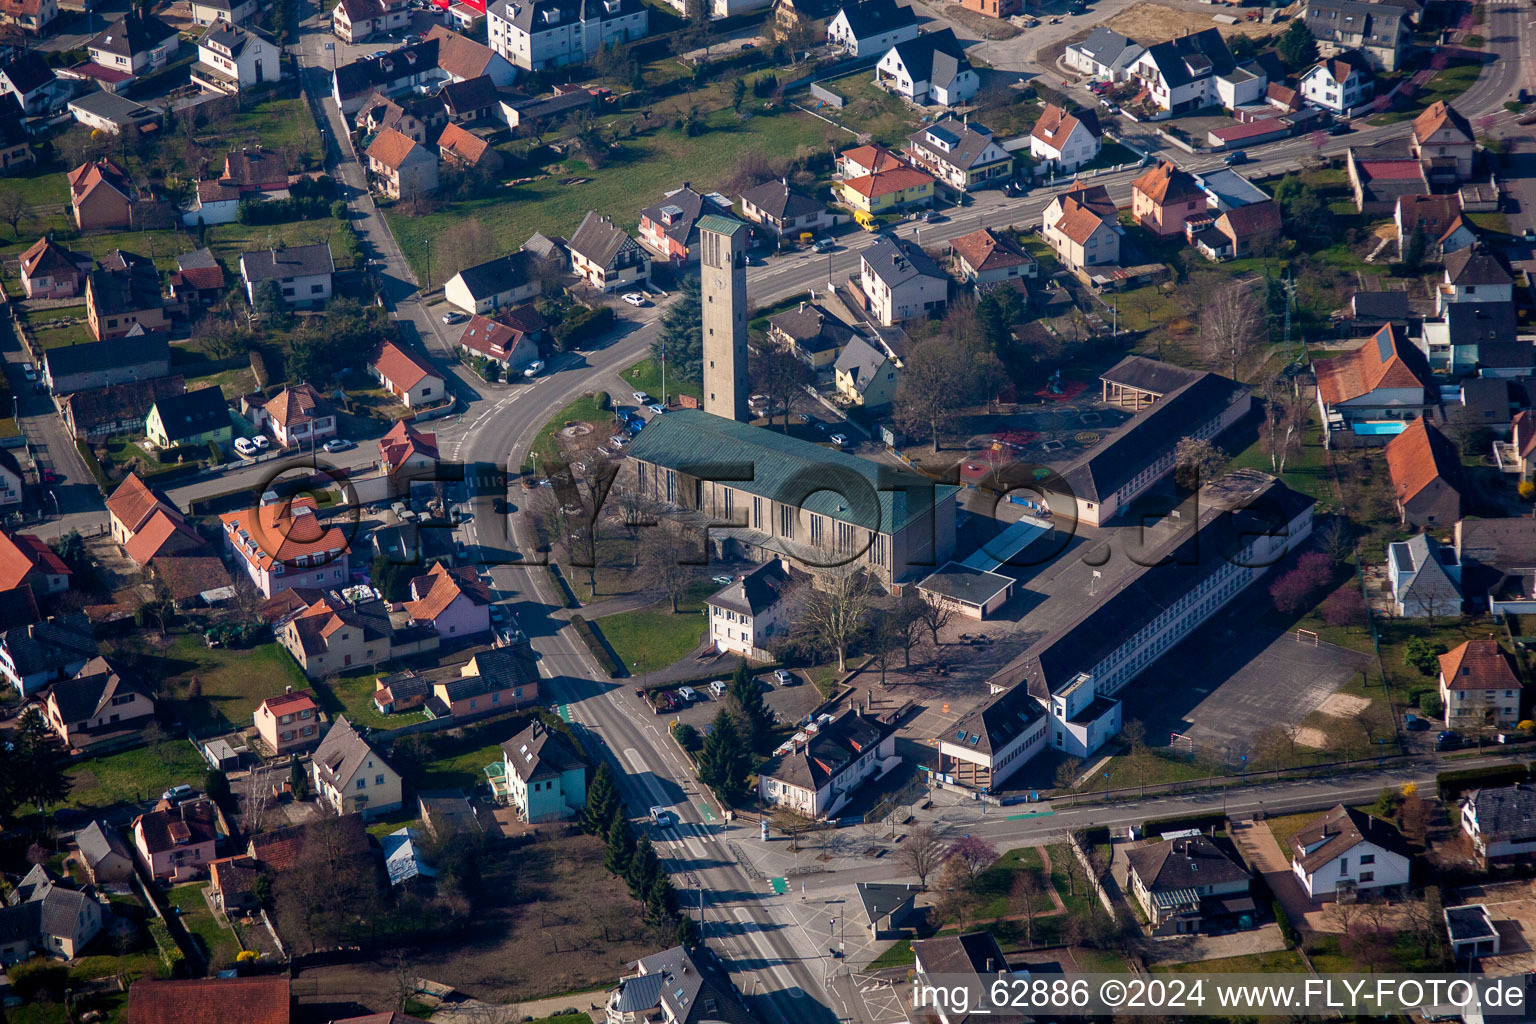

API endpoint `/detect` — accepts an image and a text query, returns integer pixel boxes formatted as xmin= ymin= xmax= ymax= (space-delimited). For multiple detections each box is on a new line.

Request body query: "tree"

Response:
xmin=770 ymin=807 xmax=817 ymax=850
xmin=791 ymin=567 xmax=873 ymax=673
xmin=289 ymin=759 xmax=310 ymax=800
xmin=12 ymin=708 xmax=70 ymax=814
xmin=915 ymin=592 xmax=952 ymax=648
xmin=727 ymin=661 xmax=773 ymax=753
xmin=1259 ymin=374 xmax=1306 ymax=474
xmin=889 ymin=590 xmax=926 ymax=667
xmin=948 ymin=835 xmax=999 ymax=883
xmin=252 ymin=278 xmax=286 ymax=321
xmin=1401 ymin=225 xmax=1429 ymax=270
xmin=898 ymin=825 xmax=946 ymax=888
xmin=627 ymin=836 xmax=662 ymax=896
xmin=204 ymin=769 xmax=231 ymax=808
xmin=605 ymin=814 xmax=635 ymax=876
xmin=1011 ymin=871 xmax=1041 ymax=946
xmin=1054 ymin=757 xmax=1082 ymax=793
xmin=697 ymin=710 xmax=750 ymax=803
xmin=934 ymin=858 xmax=980 ymax=929
xmin=1174 ymin=436 xmax=1228 ymax=491
xmin=1201 ymin=280 xmax=1264 ymax=379
xmin=749 ymin=346 xmax=813 ymax=433
xmin=583 ymin=762 xmax=621 ymax=835
xmin=893 ymin=337 xmax=979 ymax=452
xmin=1403 ymin=638 xmax=1449 ymax=677
xmin=433 ymin=219 xmax=495 ymax=288
xmin=637 ymin=526 xmax=696 ymax=613
xmin=652 ymin=277 xmax=702 ymax=388
xmin=1340 ymin=921 xmax=1394 ymax=973
xmin=1321 ymin=587 xmax=1367 ymax=628
xmin=1318 ymin=516 xmax=1355 ymax=564
xmin=731 ymin=77 xmax=747 ymax=111
xmin=1278 ymin=19 xmax=1318 ymax=70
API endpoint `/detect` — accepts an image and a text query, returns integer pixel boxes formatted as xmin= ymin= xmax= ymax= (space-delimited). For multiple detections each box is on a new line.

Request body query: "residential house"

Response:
xmin=356 ymin=93 xmax=435 ymax=142
xmin=126 ymin=977 xmax=291 ymax=1024
xmin=381 ymin=828 xmax=434 ymax=885
xmin=332 ymin=0 xmax=410 ymax=43
xmin=606 ymin=946 xmax=748 ymax=1024
xmin=68 ymin=159 xmax=134 ymax=231
xmin=1289 ymin=804 xmax=1412 ymax=900
xmin=405 ymin=562 xmax=493 ymax=639
xmin=737 ymin=180 xmax=829 ymax=239
xmin=773 ymin=0 xmax=836 ymax=39
xmin=1028 ymin=104 xmax=1100 ymax=176
xmin=43 ymin=656 xmax=155 ymax=751
xmin=1346 ymin=146 xmax=1431 ymax=213
xmin=0 ymin=614 xmax=99 ymax=696
xmin=426 ymin=647 xmax=537 ymax=719
xmin=1064 ymin=26 xmax=1143 ymax=81
xmin=1422 ymin=300 xmax=1516 ymax=374
xmin=0 ymin=530 xmax=71 ymax=597
xmin=372 ymin=670 xmax=432 ymax=714
xmin=1303 ymin=0 xmax=1412 ymax=70
xmin=499 ymin=719 xmax=587 ymax=822
xmin=439 ymin=74 xmax=498 ymax=123
xmin=437 ymin=122 xmax=501 ymax=172
xmin=76 ymin=820 xmax=134 ymax=884
xmin=43 ymin=333 xmax=171 ymax=394
xmin=836 ymin=142 xmax=906 ymax=180
xmin=312 ymin=715 xmax=403 ymax=820
xmin=132 ymin=799 xmax=221 ymax=881
xmin=0 ymin=100 xmax=36 ymax=174
xmin=219 ymin=495 xmax=351 ymax=597
xmin=240 ymin=244 xmax=335 ymax=308
xmin=487 ymin=0 xmax=648 ymax=71
xmin=181 ymin=179 xmax=241 ymax=227
xmin=1 ymin=53 xmax=62 ymax=115
xmin=1313 ymin=323 xmax=1436 ymax=446
xmin=874 ymin=29 xmax=977 ymax=107
xmin=0 ymin=0 xmax=57 ymax=34
xmin=106 ymin=473 xmax=175 ymax=548
xmin=1387 ymin=533 xmax=1462 ymax=618
xmin=1127 ymin=28 xmax=1253 ymax=116
xmin=767 ymin=302 xmax=856 ymax=369
xmin=443 ymin=250 xmax=540 ymax=314
xmin=834 ymin=334 xmax=899 ymax=409
xmin=833 ymin=163 xmax=934 ymax=214
xmin=223 ymin=148 xmax=289 ymax=191
xmin=424 ymin=24 xmax=517 ymax=85
xmin=1438 ymin=245 xmax=1515 ymax=313
xmin=190 ymin=0 xmax=261 ymax=27
xmin=418 ymin=791 xmax=482 ymax=836
xmin=568 ymin=212 xmax=649 ymax=292
xmin=625 ymin=410 xmax=958 ymax=587
xmin=1412 ymin=100 xmax=1476 ymax=182
xmin=937 ymin=681 xmax=1048 ymax=790
xmin=371 ymin=340 xmax=444 ymax=407
xmin=1267 ymin=81 xmax=1303 ymax=113
xmin=280 ymin=593 xmax=420 ymax=678
xmin=366 ymin=127 xmax=439 ymax=198
xmin=1127 ymin=836 xmax=1253 ymax=934
xmin=905 ymin=118 xmax=1013 ymax=192
xmin=858 ymin=234 xmax=946 ymax=326
xmin=168 ymin=248 xmax=228 ymax=308
xmin=1194 ymin=168 xmax=1271 ymax=213
xmin=1300 ymin=55 xmax=1374 ymax=114
xmin=757 ymin=708 xmax=898 ymax=818
xmin=638 ymin=184 xmax=732 ymax=263
xmin=145 ymin=386 xmax=233 ymax=449
xmin=0 ymin=871 xmax=102 ymax=963
xmin=958 ymin=0 xmax=1013 ymax=18
xmin=1192 ymin=200 xmax=1283 ymax=261
xmin=826 ymin=0 xmax=919 ymax=57
xmin=1439 ymin=639 xmax=1521 ymax=730
xmin=377 ymin=419 xmax=440 ymax=482
xmin=1462 ymin=783 xmax=1536 ymax=863
xmin=1132 ymin=160 xmax=1205 ymax=238
xmin=455 ymin=308 xmax=545 ymax=374
xmin=0 ymin=450 xmax=19 ymax=511
xmin=88 ymin=11 xmax=180 ymax=75
xmin=911 ymin=932 xmax=1010 ymax=1024
xmin=1455 ymin=518 xmax=1536 ymax=615
xmin=948 ymin=227 xmax=1036 ymax=285
xmin=208 ymin=856 xmax=260 ymax=913
xmin=85 ymin=250 xmax=167 ymax=341
xmin=1396 ymin=194 xmax=1475 ymax=260
xmin=705 ymin=559 xmax=796 ymax=659
xmin=192 ymin=21 xmax=280 ymax=94
xmin=253 ymin=687 xmax=324 ymax=754
xmin=1042 ymin=180 xmax=1121 ymax=272
xmin=1385 ymin=418 xmax=1462 ymax=527
xmin=246 ymin=815 xmax=370 ymax=872
xmin=331 ymin=39 xmax=446 ymax=113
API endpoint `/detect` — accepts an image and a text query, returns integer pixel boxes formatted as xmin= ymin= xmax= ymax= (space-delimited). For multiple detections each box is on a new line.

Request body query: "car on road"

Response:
xmin=1327 ymin=122 xmax=1351 ymax=136
xmin=371 ymin=50 xmax=388 ymax=57
xmin=623 ymin=292 xmax=648 ymax=307
xmin=40 ymin=469 xmax=56 ymax=485
xmin=632 ymin=391 xmax=652 ymax=405
xmin=812 ymin=238 xmax=836 ymax=253
xmin=252 ymin=435 xmax=271 ymax=451
xmin=774 ymin=669 xmax=796 ymax=686
xmin=322 ymin=439 xmax=355 ymax=453
xmin=492 ymin=497 xmax=508 ymax=513
xmin=797 ymin=412 xmax=812 ymax=424
xmin=650 ymin=806 xmax=673 ymax=826
xmin=1436 ymin=730 xmax=1462 ymax=751
xmin=648 ymin=403 xmax=666 ymax=415
xmin=814 ymin=421 xmax=828 ymax=434
xmin=1223 ymin=150 xmax=1249 ymax=166
xmin=234 ymin=437 xmax=258 ymax=457
xmin=830 ymin=433 xmax=847 ymax=447
xmin=441 ymin=311 xmax=467 ymax=324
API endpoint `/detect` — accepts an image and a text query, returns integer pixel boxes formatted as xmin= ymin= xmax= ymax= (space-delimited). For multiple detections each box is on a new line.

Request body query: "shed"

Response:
xmin=857 ymin=881 xmax=921 ymax=938
xmin=202 ymin=737 xmax=247 ymax=771
xmin=1446 ymin=904 xmax=1500 ymax=960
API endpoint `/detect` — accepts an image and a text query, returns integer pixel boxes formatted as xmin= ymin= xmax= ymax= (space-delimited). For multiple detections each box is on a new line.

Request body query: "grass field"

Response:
xmin=594 ymin=604 xmax=707 ymax=675
xmin=220 ymin=97 xmax=323 ymax=166
xmin=65 ymin=740 xmax=207 ymax=811
xmin=168 ymin=883 xmax=242 ymax=970
xmin=418 ymin=739 xmax=506 ymax=790
xmin=531 ymin=392 xmax=613 ymax=468
xmin=623 ymin=356 xmax=702 ymax=404
xmin=21 ymin=306 xmax=93 ymax=349
xmin=148 ymin=632 xmax=310 ymax=729
xmin=1370 ymin=61 xmax=1483 ymax=124
xmin=312 ymin=666 xmax=417 ymax=731
xmin=819 ymin=72 xmax=919 ymax=146
xmin=1158 ymin=949 xmax=1310 ymax=974
xmin=384 ymin=107 xmax=834 ymax=281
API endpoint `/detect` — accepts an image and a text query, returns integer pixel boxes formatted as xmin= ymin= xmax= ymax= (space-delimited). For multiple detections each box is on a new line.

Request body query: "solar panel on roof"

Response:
xmin=1377 ymin=330 xmax=1393 ymax=361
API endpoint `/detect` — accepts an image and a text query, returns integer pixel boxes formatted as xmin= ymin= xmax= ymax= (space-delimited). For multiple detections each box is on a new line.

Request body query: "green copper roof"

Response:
xmin=695 ymin=214 xmax=747 ymax=236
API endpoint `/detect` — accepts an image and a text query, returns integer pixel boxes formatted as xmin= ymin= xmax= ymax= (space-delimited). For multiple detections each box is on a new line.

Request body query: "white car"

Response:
xmin=648 ymin=404 xmax=666 ymax=415
xmin=252 ymin=435 xmax=271 ymax=450
xmin=774 ymin=669 xmax=795 ymax=686
xmin=622 ymin=292 xmax=648 ymax=307
xmin=234 ymin=437 xmax=257 ymax=457
xmin=632 ymin=391 xmax=652 ymax=404
xmin=610 ymin=434 xmax=629 ymax=448
xmin=830 ymin=434 xmax=847 ymax=447
xmin=677 ymin=686 xmax=697 ymax=702
xmin=441 ymin=311 xmax=467 ymax=325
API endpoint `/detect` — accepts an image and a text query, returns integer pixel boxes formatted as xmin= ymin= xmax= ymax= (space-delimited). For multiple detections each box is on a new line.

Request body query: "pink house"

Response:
xmin=19 ymin=237 xmax=90 ymax=300
xmin=219 ymin=496 xmax=351 ymax=598
xmin=253 ymin=687 xmax=324 ymax=756
xmin=406 ymin=563 xmax=493 ymax=639
xmin=132 ymin=799 xmax=221 ymax=881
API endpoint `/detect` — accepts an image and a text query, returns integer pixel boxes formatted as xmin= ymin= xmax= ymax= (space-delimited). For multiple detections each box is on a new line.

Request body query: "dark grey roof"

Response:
xmin=707 ymin=559 xmax=795 ymax=616
xmin=451 ymin=251 xmax=534 ymax=300
xmin=1465 ymin=783 xmax=1536 ymax=838
xmin=619 ymin=945 xmax=752 ymax=1024
xmin=89 ymin=10 xmax=177 ymax=58
xmin=1457 ymin=518 xmax=1536 ymax=571
xmin=0 ymin=903 xmax=40 ymax=946
xmin=1126 ymin=835 xmax=1249 ymax=892
xmin=1351 ymin=290 xmax=1412 ymax=320
xmin=1291 ymin=803 xmax=1411 ymax=873
xmin=500 ymin=720 xmax=586 ymax=783
xmin=1304 ymin=0 xmax=1409 ymax=48
xmin=0 ymin=615 xmax=99 ymax=677
xmin=833 ymin=335 xmax=891 ymax=393
xmin=1059 ymin=371 xmax=1248 ymax=503
xmin=1446 ymin=905 xmax=1497 ymax=942
xmin=907 ymin=119 xmax=1006 ymax=172
xmin=857 ymin=881 xmax=919 ymax=923
xmin=1481 ymin=341 xmax=1535 ymax=372
xmin=0 ymin=95 xmax=26 ymax=148
xmin=568 ymin=211 xmax=636 ymax=268
xmin=38 ymin=886 xmax=92 ymax=939
xmin=49 ymin=656 xmax=149 ymax=724
xmin=86 ymin=256 xmax=162 ymax=318
xmin=887 ymin=29 xmax=970 ymax=88
xmin=200 ymin=21 xmax=259 ymax=56
xmin=1072 ymin=25 xmax=1139 ymax=65
xmin=627 ymin=409 xmax=957 ymax=534
xmin=77 ymin=820 xmax=130 ymax=868
xmin=913 ymin=930 xmax=1009 ymax=976
xmin=1 ymin=51 xmax=54 ymax=95
xmin=1445 ymin=246 xmax=1514 ymax=287
xmin=640 ymin=186 xmax=727 ymax=246
xmin=862 ymin=235 xmax=944 ymax=290
xmin=469 ymin=646 xmax=527 ymax=689
xmin=1444 ymin=301 xmax=1517 ymax=347
xmin=241 ymin=243 xmax=334 ymax=282
xmin=522 ymin=232 xmax=567 ymax=262
xmin=917 ymin=562 xmax=1012 ymax=607
xmin=947 ymin=681 xmax=1044 ymax=758
xmin=759 ymin=709 xmax=892 ymax=791
xmin=768 ymin=303 xmax=856 ymax=354
xmin=12 ymin=864 xmax=56 ymax=905
xmin=151 ymin=385 xmax=229 ymax=443
xmin=1462 ymin=377 xmax=1516 ymax=422
xmin=1390 ymin=534 xmax=1460 ymax=607
xmin=1099 ymin=355 xmax=1204 ymax=397
xmin=312 ymin=716 xmax=392 ymax=790
xmin=439 ymin=74 xmax=497 ymax=114
xmin=1139 ymin=28 xmax=1235 ymax=89
xmin=836 ymin=0 xmax=916 ymax=39
xmin=333 ymin=39 xmax=441 ymax=98
xmin=738 ymin=180 xmax=824 ymax=223
xmin=498 ymin=0 xmax=645 ymax=32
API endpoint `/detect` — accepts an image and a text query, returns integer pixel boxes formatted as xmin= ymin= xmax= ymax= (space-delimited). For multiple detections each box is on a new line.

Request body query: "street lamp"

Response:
xmin=1241 ymin=755 xmax=1248 ymax=785
xmin=1103 ymin=771 xmax=1109 ymax=802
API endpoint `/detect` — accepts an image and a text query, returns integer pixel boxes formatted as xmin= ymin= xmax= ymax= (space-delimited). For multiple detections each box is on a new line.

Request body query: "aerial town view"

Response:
xmin=0 ymin=0 xmax=1534 ymax=1014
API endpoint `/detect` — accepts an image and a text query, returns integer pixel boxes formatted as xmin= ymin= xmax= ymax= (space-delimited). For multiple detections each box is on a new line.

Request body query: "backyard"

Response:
xmin=65 ymin=739 xmax=208 ymax=811
xmin=112 ymin=632 xmax=310 ymax=731
xmin=167 ymin=883 xmax=242 ymax=971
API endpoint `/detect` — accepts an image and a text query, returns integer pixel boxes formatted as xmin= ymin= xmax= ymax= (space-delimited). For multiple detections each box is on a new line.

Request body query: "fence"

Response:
xmin=809 ymin=83 xmax=846 ymax=108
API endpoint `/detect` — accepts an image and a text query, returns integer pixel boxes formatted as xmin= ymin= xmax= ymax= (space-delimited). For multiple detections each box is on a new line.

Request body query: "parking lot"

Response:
xmin=646 ymin=671 xmax=828 ymax=732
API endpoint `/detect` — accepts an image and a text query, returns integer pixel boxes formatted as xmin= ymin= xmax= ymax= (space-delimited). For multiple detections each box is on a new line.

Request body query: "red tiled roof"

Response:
xmin=840 ymin=166 xmax=933 ymax=199
xmin=123 ymin=507 xmax=201 ymax=565
xmin=366 ymin=126 xmax=420 ymax=171
xmin=1438 ymin=639 xmax=1518 ymax=691
xmin=378 ymin=420 xmax=438 ymax=470
xmin=949 ymin=228 xmax=1029 ymax=273
xmin=405 ymin=562 xmax=491 ymax=622
xmin=265 ymin=383 xmax=330 ymax=429
xmin=371 ymin=340 xmax=440 ymax=392
xmin=105 ymin=473 xmax=163 ymax=533
xmin=1030 ymin=103 xmax=1085 ymax=148
xmin=0 ymin=531 xmax=68 ymax=591
xmin=1413 ymin=100 xmax=1472 ymax=145
xmin=1357 ymin=159 xmax=1425 ymax=181
xmin=258 ymin=688 xmax=319 ymax=717
xmin=1133 ymin=160 xmax=1203 ymax=205
xmin=1384 ymin=418 xmax=1458 ymax=507
xmin=1062 ymin=180 xmax=1117 ymax=219
xmin=1314 ymin=324 xmax=1433 ymax=407
xmin=437 ymin=122 xmax=489 ymax=165
xmin=1054 ymin=196 xmax=1111 ymax=246
xmin=127 ymin=976 xmax=290 ymax=1024
xmin=219 ymin=497 xmax=349 ymax=571
xmin=839 ymin=144 xmax=905 ymax=175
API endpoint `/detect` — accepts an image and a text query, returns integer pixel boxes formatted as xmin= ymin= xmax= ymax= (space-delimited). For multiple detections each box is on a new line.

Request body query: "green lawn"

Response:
xmin=167 ymin=883 xmax=241 ymax=970
xmin=220 ymin=97 xmax=323 ymax=167
xmin=819 ymin=72 xmax=919 ymax=147
xmin=146 ymin=632 xmax=310 ymax=730
xmin=868 ymin=939 xmax=916 ymax=968
xmin=531 ymin=392 xmax=614 ymax=468
xmin=66 ymin=739 xmax=207 ymax=811
xmin=1083 ymin=141 xmax=1140 ymax=172
xmin=1228 ymin=405 xmax=1333 ymax=504
xmin=0 ymin=164 xmax=68 ymax=210
xmin=1370 ymin=62 xmax=1483 ymax=124
xmin=1158 ymin=950 xmax=1309 ymax=974
xmin=22 ymin=307 xmax=94 ymax=349
xmin=1076 ymin=749 xmax=1209 ymax=794
xmin=1265 ymin=812 xmax=1320 ymax=862
xmin=383 ymin=107 xmax=833 ymax=282
xmin=968 ymin=846 xmax=1055 ymax=920
xmin=203 ymin=218 xmax=345 ymax=277
xmin=595 ymin=604 xmax=707 ymax=675
xmin=418 ymin=740 xmax=506 ymax=790
xmin=312 ymin=666 xmax=421 ymax=731
xmin=622 ymin=356 xmax=702 ymax=404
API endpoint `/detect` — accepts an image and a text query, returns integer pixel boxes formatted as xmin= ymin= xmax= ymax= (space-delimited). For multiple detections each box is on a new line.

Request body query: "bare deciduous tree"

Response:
xmin=1201 ymin=280 xmax=1265 ymax=379
xmin=898 ymin=825 xmax=947 ymax=888
xmin=0 ymin=189 xmax=26 ymax=239
xmin=791 ymin=566 xmax=873 ymax=673
xmin=433 ymin=219 xmax=496 ymax=288
xmin=914 ymin=593 xmax=952 ymax=648
xmin=637 ymin=525 xmax=698 ymax=613
xmin=1011 ymin=871 xmax=1041 ymax=946
xmin=1173 ymin=436 xmax=1228 ymax=491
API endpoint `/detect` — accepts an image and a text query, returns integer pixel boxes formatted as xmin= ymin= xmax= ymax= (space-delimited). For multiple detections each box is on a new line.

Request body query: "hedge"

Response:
xmin=147 ymin=918 xmax=186 ymax=976
xmin=75 ymin=439 xmax=110 ymax=494
xmin=250 ymin=348 xmax=271 ymax=389
xmin=138 ymin=462 xmax=202 ymax=487
xmin=1273 ymin=900 xmax=1298 ymax=947
xmin=553 ymin=305 xmax=615 ymax=349
xmin=1436 ymin=763 xmax=1532 ymax=801
xmin=569 ymin=614 xmax=621 ymax=677
xmin=547 ymin=564 xmax=578 ymax=609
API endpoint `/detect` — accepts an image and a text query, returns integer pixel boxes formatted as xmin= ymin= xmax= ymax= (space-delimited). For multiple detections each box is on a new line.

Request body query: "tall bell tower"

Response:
xmin=698 ymin=214 xmax=749 ymax=423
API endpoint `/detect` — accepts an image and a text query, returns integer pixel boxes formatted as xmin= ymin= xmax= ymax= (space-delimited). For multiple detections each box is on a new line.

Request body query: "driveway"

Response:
xmin=1230 ymin=818 xmax=1319 ymax=932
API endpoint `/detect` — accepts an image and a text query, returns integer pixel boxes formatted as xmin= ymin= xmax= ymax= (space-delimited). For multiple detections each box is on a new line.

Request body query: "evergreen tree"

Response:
xmin=583 ymin=762 xmax=621 ymax=835
xmin=604 ymin=814 xmax=635 ymax=876
xmin=1278 ymin=20 xmax=1318 ymax=71
xmin=727 ymin=662 xmax=773 ymax=754
xmin=651 ymin=277 xmax=703 ymax=387
xmin=646 ymin=874 xmax=678 ymax=924
xmin=12 ymin=708 xmax=70 ymax=814
xmin=628 ymin=836 xmax=661 ymax=896
xmin=204 ymin=769 xmax=231 ymax=808
xmin=674 ymin=915 xmax=701 ymax=948
xmin=697 ymin=710 xmax=749 ymax=803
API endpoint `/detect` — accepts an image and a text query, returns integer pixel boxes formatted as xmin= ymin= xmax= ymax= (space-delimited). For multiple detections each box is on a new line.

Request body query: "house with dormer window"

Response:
xmin=312 ymin=715 xmax=402 ymax=820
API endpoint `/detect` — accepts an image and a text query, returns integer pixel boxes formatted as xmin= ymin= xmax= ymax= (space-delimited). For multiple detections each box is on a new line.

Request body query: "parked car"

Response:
xmin=632 ymin=391 xmax=653 ymax=404
xmin=523 ymin=360 xmax=545 ymax=378
xmin=322 ymin=439 xmax=354 ymax=453
xmin=1099 ymin=100 xmax=1119 ymax=113
xmin=1327 ymin=122 xmax=1352 ymax=136
xmin=677 ymin=686 xmax=697 ymax=702
xmin=234 ymin=437 xmax=258 ymax=457
xmin=709 ymin=680 xmax=728 ymax=698
xmin=1436 ymin=730 xmax=1462 ymax=751
xmin=623 ymin=292 xmax=648 ymax=307
xmin=1405 ymin=714 xmax=1430 ymax=731
xmin=161 ymin=784 xmax=195 ymax=803
xmin=21 ymin=363 xmax=35 ymax=380
xmin=492 ymin=497 xmax=508 ymax=513
xmin=1523 ymin=228 xmax=1536 ymax=243
xmin=812 ymin=238 xmax=836 ymax=253
xmin=441 ymin=311 xmax=468 ymax=325
xmin=1223 ymin=150 xmax=1249 ymax=166
xmin=774 ymin=669 xmax=796 ymax=686
xmin=648 ymin=403 xmax=667 ymax=415
xmin=830 ymin=434 xmax=847 ymax=447
xmin=251 ymin=435 xmax=271 ymax=451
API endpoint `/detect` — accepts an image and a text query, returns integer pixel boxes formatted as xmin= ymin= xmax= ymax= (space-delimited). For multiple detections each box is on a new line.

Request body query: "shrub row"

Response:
xmin=75 ymin=439 xmax=110 ymax=494
xmin=1436 ymin=763 xmax=1532 ymax=801
xmin=1140 ymin=812 xmax=1226 ymax=837
xmin=147 ymin=918 xmax=186 ymax=977
xmin=569 ymin=614 xmax=621 ymax=677
xmin=547 ymin=564 xmax=578 ymax=608
xmin=553 ymin=305 xmax=615 ymax=349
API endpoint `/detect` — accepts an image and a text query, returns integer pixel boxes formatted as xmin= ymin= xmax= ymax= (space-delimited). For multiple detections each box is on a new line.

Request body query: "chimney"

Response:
xmin=799 ymin=301 xmax=806 ymax=313
xmin=285 ymin=685 xmax=293 ymax=694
